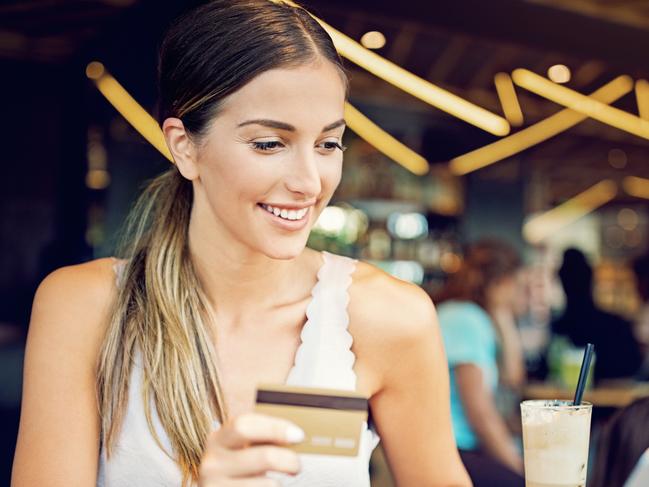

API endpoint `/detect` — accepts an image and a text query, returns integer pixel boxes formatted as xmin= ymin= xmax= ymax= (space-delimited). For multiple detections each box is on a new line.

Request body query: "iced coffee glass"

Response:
xmin=520 ymin=400 xmax=592 ymax=487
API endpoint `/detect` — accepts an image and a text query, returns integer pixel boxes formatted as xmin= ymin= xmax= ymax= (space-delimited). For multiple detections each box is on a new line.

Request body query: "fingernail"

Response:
xmin=286 ymin=425 xmax=305 ymax=443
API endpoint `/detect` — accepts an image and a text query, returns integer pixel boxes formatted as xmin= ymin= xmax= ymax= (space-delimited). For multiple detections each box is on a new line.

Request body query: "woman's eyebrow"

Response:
xmin=237 ymin=119 xmax=295 ymax=131
xmin=236 ymin=118 xmax=346 ymax=133
xmin=322 ymin=119 xmax=345 ymax=132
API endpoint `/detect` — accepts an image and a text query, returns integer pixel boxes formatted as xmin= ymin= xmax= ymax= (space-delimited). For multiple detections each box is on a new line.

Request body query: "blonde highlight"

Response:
xmin=97 ymin=168 xmax=228 ymax=485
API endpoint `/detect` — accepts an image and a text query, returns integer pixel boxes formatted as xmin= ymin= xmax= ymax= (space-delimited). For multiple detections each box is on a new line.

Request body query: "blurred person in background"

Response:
xmin=552 ymin=248 xmax=642 ymax=381
xmin=632 ymin=253 xmax=649 ymax=379
xmin=435 ymin=239 xmax=526 ymax=487
xmin=590 ymin=396 xmax=649 ymax=487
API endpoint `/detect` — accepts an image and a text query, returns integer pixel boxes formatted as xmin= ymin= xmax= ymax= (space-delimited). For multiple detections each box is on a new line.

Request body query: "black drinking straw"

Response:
xmin=573 ymin=343 xmax=595 ymax=406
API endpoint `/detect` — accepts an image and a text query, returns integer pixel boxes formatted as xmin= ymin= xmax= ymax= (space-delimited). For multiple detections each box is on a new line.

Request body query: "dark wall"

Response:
xmin=0 ymin=56 xmax=91 ymax=486
xmin=0 ymin=3 xmax=200 ymax=481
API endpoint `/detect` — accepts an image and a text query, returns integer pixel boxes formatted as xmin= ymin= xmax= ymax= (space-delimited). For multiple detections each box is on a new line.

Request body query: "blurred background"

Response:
xmin=2 ymin=0 xmax=649 ymax=485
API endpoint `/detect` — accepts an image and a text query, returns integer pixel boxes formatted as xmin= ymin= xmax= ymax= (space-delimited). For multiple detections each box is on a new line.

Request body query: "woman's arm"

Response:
xmin=12 ymin=259 xmax=115 ymax=487
xmin=454 ymin=363 xmax=523 ymax=474
xmin=352 ymin=270 xmax=471 ymax=487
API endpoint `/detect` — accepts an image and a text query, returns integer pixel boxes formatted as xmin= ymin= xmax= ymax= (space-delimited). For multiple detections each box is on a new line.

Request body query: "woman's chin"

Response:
xmin=261 ymin=237 xmax=309 ymax=261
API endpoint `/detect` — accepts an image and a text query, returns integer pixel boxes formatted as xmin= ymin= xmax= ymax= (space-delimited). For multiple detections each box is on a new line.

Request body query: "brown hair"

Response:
xmin=96 ymin=1 xmax=346 ymax=485
xmin=590 ymin=397 xmax=649 ymax=487
xmin=435 ymin=239 xmax=520 ymax=309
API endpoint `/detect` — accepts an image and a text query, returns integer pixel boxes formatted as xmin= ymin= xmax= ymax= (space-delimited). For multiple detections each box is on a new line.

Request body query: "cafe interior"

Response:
xmin=1 ymin=0 xmax=649 ymax=485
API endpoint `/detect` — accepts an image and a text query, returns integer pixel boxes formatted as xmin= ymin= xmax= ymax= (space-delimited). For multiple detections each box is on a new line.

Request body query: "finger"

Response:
xmin=200 ymin=471 xmax=282 ymax=487
xmin=227 ymin=445 xmax=301 ymax=478
xmin=200 ymin=445 xmax=300 ymax=480
xmin=231 ymin=478 xmax=282 ymax=487
xmin=200 ymin=477 xmax=280 ymax=487
xmin=215 ymin=413 xmax=305 ymax=450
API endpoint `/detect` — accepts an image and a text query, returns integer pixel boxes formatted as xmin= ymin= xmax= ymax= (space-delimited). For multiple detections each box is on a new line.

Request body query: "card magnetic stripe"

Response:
xmin=256 ymin=390 xmax=368 ymax=411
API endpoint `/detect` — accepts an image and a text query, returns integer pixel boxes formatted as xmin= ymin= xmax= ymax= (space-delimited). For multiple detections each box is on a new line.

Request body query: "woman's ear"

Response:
xmin=162 ymin=117 xmax=200 ymax=180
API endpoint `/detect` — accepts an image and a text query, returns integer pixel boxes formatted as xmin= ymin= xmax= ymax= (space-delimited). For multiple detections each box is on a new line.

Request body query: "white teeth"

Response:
xmin=261 ymin=204 xmax=309 ymax=221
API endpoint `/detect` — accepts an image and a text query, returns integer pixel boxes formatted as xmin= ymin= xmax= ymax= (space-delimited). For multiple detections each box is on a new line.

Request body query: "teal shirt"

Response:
xmin=437 ymin=300 xmax=498 ymax=451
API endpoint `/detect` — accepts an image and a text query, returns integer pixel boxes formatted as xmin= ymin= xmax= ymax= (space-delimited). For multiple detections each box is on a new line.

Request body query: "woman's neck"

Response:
xmin=187 ymin=213 xmax=313 ymax=325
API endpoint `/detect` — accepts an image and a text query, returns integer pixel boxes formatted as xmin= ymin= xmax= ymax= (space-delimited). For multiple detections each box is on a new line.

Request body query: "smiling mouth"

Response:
xmin=258 ymin=203 xmax=310 ymax=221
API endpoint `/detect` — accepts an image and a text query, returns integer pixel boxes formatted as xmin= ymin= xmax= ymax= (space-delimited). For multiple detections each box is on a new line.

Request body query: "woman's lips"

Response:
xmin=257 ymin=203 xmax=311 ymax=231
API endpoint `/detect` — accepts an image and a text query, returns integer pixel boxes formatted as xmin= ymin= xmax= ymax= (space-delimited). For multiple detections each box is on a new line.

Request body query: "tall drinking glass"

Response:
xmin=520 ymin=400 xmax=592 ymax=487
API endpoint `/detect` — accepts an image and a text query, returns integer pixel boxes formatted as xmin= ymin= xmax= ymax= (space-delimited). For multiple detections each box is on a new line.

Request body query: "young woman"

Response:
xmin=435 ymin=240 xmax=526 ymax=487
xmin=12 ymin=1 xmax=470 ymax=486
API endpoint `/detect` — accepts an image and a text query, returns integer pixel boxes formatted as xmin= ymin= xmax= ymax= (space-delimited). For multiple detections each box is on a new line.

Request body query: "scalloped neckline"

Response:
xmin=282 ymin=251 xmax=329 ymax=385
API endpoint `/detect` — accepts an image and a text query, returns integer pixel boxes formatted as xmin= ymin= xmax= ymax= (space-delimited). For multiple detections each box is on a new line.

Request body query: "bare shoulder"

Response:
xmin=348 ymin=259 xmax=436 ymax=339
xmin=29 ymin=257 xmax=119 ymax=360
xmin=36 ymin=257 xmax=118 ymax=298
xmin=348 ymin=260 xmax=439 ymax=390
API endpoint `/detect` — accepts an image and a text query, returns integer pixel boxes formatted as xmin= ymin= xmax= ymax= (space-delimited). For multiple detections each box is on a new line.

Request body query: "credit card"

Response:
xmin=254 ymin=383 xmax=369 ymax=456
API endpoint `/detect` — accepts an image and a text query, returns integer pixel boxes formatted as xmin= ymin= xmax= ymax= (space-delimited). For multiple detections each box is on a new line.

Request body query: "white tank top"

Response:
xmin=97 ymin=251 xmax=381 ymax=486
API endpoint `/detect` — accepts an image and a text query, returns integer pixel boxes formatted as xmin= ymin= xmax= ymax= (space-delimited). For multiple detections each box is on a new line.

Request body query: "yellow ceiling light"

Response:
xmin=329 ymin=23 xmax=510 ymax=136
xmin=273 ymin=0 xmax=509 ymax=136
xmin=636 ymin=79 xmax=649 ymax=120
xmin=547 ymin=64 xmax=571 ymax=84
xmin=512 ymin=68 xmax=649 ymax=141
xmin=523 ymin=180 xmax=618 ymax=245
xmin=360 ymin=31 xmax=386 ymax=50
xmin=86 ymin=169 xmax=111 ymax=190
xmin=494 ymin=72 xmax=524 ymax=127
xmin=450 ymin=76 xmax=633 ymax=175
xmin=85 ymin=61 xmax=104 ymax=79
xmin=344 ymin=103 xmax=429 ymax=175
xmin=85 ymin=61 xmax=173 ymax=162
xmin=623 ymin=176 xmax=649 ymax=200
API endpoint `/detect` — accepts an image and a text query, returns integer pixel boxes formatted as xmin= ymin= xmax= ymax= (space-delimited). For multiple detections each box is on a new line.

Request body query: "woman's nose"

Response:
xmin=284 ymin=151 xmax=322 ymax=198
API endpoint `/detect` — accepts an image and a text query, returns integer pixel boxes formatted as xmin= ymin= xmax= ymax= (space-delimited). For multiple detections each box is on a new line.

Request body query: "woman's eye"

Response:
xmin=251 ymin=141 xmax=284 ymax=151
xmin=319 ymin=141 xmax=347 ymax=152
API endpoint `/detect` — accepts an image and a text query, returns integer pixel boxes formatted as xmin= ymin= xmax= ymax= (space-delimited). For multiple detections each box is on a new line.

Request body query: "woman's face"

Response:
xmin=188 ymin=61 xmax=346 ymax=260
xmin=487 ymin=272 xmax=523 ymax=310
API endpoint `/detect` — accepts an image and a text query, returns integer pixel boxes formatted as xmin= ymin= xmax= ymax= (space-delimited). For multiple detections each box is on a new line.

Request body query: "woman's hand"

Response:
xmin=199 ymin=413 xmax=304 ymax=487
xmin=199 ymin=413 xmax=304 ymax=486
